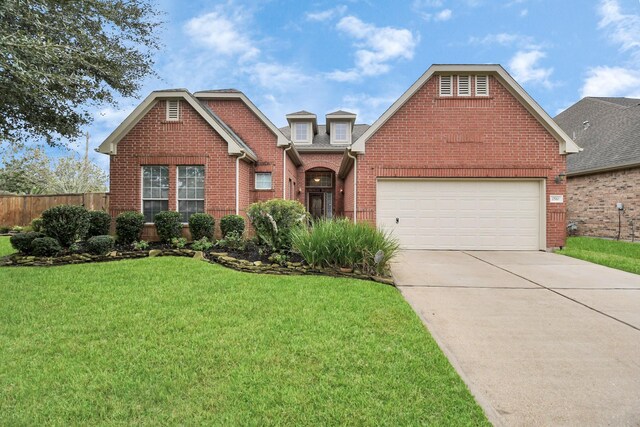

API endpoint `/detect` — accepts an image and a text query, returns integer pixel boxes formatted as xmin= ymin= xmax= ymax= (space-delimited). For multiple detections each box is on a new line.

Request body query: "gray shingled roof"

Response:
xmin=279 ymin=124 xmax=370 ymax=151
xmin=554 ymin=97 xmax=640 ymax=174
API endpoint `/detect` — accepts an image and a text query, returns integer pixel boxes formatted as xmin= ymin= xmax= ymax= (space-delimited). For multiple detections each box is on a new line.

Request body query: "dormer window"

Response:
xmin=331 ymin=122 xmax=350 ymax=144
xmin=293 ymin=122 xmax=312 ymax=143
xmin=166 ymin=100 xmax=180 ymax=121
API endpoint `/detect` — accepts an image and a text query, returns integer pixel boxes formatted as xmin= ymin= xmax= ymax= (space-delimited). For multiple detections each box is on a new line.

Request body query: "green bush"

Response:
xmin=216 ymin=231 xmax=246 ymax=251
xmin=191 ymin=237 xmax=213 ymax=251
xmin=291 ymin=218 xmax=400 ymax=275
xmin=220 ymin=214 xmax=245 ymax=238
xmin=86 ymin=235 xmax=115 ymax=255
xmin=0 ymin=226 xmax=9 ymax=234
xmin=87 ymin=211 xmax=112 ymax=238
xmin=132 ymin=240 xmax=149 ymax=251
xmin=31 ymin=217 xmax=44 ymax=232
xmin=246 ymin=199 xmax=307 ymax=251
xmin=10 ymin=231 xmax=45 ymax=254
xmin=41 ymin=204 xmax=90 ymax=247
xmin=31 ymin=237 xmax=62 ymax=257
xmin=154 ymin=211 xmax=182 ymax=242
xmin=115 ymin=211 xmax=145 ymax=245
xmin=188 ymin=213 xmax=215 ymax=240
xmin=171 ymin=237 xmax=187 ymax=249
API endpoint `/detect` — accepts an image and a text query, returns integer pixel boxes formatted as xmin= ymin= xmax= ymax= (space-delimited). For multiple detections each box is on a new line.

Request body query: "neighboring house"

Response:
xmin=555 ymin=97 xmax=640 ymax=241
xmin=99 ymin=64 xmax=579 ymax=249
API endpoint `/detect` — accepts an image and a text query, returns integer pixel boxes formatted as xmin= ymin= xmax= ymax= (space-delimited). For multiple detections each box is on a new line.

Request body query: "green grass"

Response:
xmin=0 ymin=236 xmax=14 ymax=257
xmin=557 ymin=237 xmax=640 ymax=275
xmin=0 ymin=237 xmax=487 ymax=425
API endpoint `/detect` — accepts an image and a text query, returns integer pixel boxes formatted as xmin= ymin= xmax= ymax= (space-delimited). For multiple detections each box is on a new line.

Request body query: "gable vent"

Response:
xmin=457 ymin=75 xmax=471 ymax=96
xmin=475 ymin=75 xmax=489 ymax=96
xmin=439 ymin=75 xmax=453 ymax=97
xmin=166 ymin=100 xmax=180 ymax=121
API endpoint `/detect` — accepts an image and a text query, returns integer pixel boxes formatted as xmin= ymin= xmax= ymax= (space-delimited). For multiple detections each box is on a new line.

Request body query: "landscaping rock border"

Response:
xmin=0 ymin=249 xmax=395 ymax=285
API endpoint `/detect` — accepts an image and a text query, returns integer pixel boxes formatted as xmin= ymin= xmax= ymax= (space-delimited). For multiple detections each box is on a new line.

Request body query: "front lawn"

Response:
xmin=0 ymin=237 xmax=487 ymax=425
xmin=557 ymin=236 xmax=640 ymax=275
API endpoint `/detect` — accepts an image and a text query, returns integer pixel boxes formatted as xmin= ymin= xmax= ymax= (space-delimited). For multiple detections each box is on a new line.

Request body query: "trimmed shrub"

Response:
xmin=291 ymin=218 xmax=400 ymax=275
xmin=171 ymin=237 xmax=187 ymax=249
xmin=247 ymin=200 xmax=307 ymax=251
xmin=86 ymin=235 xmax=115 ymax=255
xmin=31 ymin=237 xmax=62 ymax=257
xmin=217 ymin=231 xmax=245 ymax=251
xmin=188 ymin=213 xmax=215 ymax=240
xmin=132 ymin=240 xmax=149 ymax=251
xmin=31 ymin=217 xmax=44 ymax=232
xmin=41 ymin=204 xmax=90 ymax=247
xmin=115 ymin=211 xmax=145 ymax=245
xmin=10 ymin=231 xmax=45 ymax=254
xmin=220 ymin=214 xmax=245 ymax=238
xmin=191 ymin=237 xmax=213 ymax=251
xmin=154 ymin=211 xmax=182 ymax=242
xmin=0 ymin=226 xmax=10 ymax=234
xmin=87 ymin=211 xmax=112 ymax=238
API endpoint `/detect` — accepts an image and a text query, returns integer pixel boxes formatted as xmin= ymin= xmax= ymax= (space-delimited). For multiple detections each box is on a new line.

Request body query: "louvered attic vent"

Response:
xmin=439 ymin=75 xmax=453 ymax=96
xmin=457 ymin=75 xmax=471 ymax=96
xmin=166 ymin=100 xmax=180 ymax=121
xmin=475 ymin=75 xmax=489 ymax=96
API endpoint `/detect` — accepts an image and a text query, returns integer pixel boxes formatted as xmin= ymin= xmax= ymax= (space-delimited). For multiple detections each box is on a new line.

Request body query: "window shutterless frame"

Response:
xmin=141 ymin=165 xmax=169 ymax=223
xmin=255 ymin=172 xmax=272 ymax=190
xmin=176 ymin=165 xmax=205 ymax=223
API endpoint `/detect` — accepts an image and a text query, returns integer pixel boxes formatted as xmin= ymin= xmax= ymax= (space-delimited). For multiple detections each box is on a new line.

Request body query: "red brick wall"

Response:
xmin=356 ymin=75 xmax=568 ymax=248
xmin=110 ymin=100 xmax=240 ymax=240
xmin=567 ymin=167 xmax=640 ymax=241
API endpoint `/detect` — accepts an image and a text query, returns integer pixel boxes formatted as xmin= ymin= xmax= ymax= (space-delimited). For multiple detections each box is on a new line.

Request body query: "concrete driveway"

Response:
xmin=393 ymin=251 xmax=640 ymax=426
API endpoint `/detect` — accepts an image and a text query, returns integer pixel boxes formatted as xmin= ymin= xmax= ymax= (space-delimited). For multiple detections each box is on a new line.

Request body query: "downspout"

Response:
xmin=283 ymin=144 xmax=293 ymax=199
xmin=346 ymin=149 xmax=357 ymax=223
xmin=235 ymin=151 xmax=248 ymax=215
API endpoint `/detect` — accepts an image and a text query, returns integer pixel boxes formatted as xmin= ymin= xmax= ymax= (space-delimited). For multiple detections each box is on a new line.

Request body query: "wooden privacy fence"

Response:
xmin=0 ymin=193 xmax=109 ymax=227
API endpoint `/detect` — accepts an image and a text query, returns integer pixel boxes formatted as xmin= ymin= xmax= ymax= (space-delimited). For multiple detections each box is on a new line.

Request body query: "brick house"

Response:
xmin=99 ymin=64 xmax=579 ymax=249
xmin=555 ymin=97 xmax=640 ymax=241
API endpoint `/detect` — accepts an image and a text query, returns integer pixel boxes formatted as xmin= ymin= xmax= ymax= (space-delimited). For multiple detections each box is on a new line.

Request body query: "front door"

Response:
xmin=309 ymin=193 xmax=324 ymax=218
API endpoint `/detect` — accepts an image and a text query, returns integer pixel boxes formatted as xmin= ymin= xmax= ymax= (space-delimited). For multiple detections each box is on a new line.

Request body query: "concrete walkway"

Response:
xmin=393 ymin=251 xmax=640 ymax=426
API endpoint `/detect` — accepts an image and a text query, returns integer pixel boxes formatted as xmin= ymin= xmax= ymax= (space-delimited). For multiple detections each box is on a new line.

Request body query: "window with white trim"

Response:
xmin=177 ymin=166 xmax=205 ymax=222
xmin=293 ymin=122 xmax=311 ymax=143
xmin=439 ymin=75 xmax=453 ymax=96
xmin=255 ymin=172 xmax=272 ymax=190
xmin=142 ymin=166 xmax=169 ymax=223
xmin=475 ymin=75 xmax=489 ymax=96
xmin=332 ymin=122 xmax=349 ymax=144
xmin=166 ymin=100 xmax=180 ymax=121
xmin=457 ymin=75 xmax=471 ymax=96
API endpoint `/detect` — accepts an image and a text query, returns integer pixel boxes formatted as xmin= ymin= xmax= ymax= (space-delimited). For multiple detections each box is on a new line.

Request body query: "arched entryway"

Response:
xmin=305 ymin=168 xmax=335 ymax=219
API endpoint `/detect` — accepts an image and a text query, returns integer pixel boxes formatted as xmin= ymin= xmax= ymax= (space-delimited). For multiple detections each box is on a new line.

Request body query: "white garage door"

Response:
xmin=377 ymin=180 xmax=544 ymax=250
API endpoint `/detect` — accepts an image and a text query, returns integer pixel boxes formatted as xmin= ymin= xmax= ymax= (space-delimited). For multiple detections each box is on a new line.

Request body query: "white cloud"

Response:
xmin=434 ymin=9 xmax=453 ymax=21
xmin=94 ymin=106 xmax=134 ymax=127
xmin=184 ymin=8 xmax=259 ymax=61
xmin=247 ymin=62 xmax=312 ymax=90
xmin=520 ymin=8 xmax=528 ymax=17
xmin=341 ymin=93 xmax=399 ymax=123
xmin=508 ymin=49 xmax=554 ymax=87
xmin=412 ymin=0 xmax=443 ymax=8
xmin=469 ymin=32 xmax=535 ymax=47
xmin=598 ymin=0 xmax=640 ymax=54
xmin=580 ymin=66 xmax=640 ymax=98
xmin=306 ymin=5 xmax=347 ymax=22
xmin=327 ymin=16 xmax=418 ymax=81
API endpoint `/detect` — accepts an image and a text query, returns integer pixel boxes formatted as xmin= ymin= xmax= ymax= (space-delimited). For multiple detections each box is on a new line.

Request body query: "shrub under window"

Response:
xmin=115 ymin=211 xmax=145 ymax=245
xmin=41 ymin=204 xmax=90 ymax=248
xmin=154 ymin=211 xmax=182 ymax=242
xmin=86 ymin=235 xmax=115 ymax=255
xmin=188 ymin=213 xmax=214 ymax=240
xmin=247 ymin=199 xmax=307 ymax=251
xmin=31 ymin=237 xmax=62 ymax=257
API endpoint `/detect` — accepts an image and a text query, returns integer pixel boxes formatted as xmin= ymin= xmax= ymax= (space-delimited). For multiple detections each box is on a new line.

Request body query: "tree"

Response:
xmin=0 ymin=145 xmax=107 ymax=194
xmin=0 ymin=0 xmax=162 ymax=146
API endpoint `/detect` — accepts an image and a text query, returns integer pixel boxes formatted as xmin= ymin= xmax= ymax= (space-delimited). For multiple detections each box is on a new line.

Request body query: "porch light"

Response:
xmin=554 ymin=173 xmax=566 ymax=184
xmin=313 ymin=177 xmax=321 ymax=183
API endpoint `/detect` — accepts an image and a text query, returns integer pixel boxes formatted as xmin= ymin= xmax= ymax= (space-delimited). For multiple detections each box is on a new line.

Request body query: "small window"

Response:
xmin=293 ymin=123 xmax=310 ymax=143
xmin=177 ymin=166 xmax=205 ymax=222
xmin=255 ymin=172 xmax=272 ymax=190
xmin=457 ymin=75 xmax=471 ymax=96
xmin=332 ymin=122 xmax=349 ymax=144
xmin=439 ymin=75 xmax=453 ymax=96
xmin=142 ymin=166 xmax=169 ymax=223
xmin=166 ymin=100 xmax=180 ymax=121
xmin=306 ymin=171 xmax=332 ymax=188
xmin=475 ymin=75 xmax=489 ymax=96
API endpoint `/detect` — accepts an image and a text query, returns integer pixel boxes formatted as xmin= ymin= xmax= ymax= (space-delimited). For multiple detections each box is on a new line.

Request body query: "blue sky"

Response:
xmin=75 ymin=0 xmax=640 ymax=171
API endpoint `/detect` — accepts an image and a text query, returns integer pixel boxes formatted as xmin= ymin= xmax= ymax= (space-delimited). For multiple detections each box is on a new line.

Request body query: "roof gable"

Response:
xmin=351 ymin=64 xmax=581 ymax=155
xmin=97 ymin=90 xmax=257 ymax=160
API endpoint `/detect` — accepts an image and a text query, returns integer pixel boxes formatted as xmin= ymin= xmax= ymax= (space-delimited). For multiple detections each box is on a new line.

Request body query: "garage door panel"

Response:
xmin=377 ymin=180 xmax=542 ymax=250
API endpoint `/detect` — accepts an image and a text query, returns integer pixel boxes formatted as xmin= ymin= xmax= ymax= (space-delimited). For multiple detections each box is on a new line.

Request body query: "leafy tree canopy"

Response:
xmin=0 ymin=0 xmax=162 ymax=146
